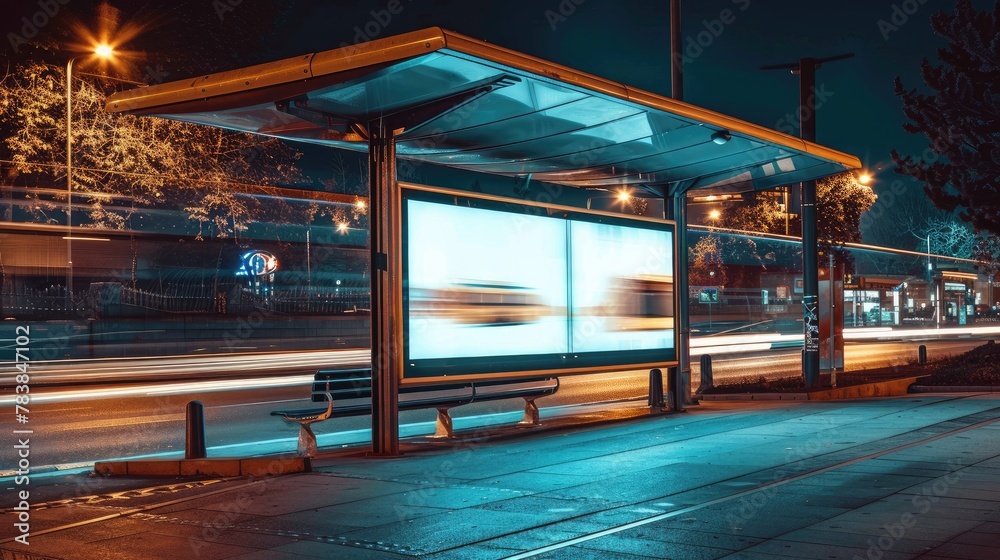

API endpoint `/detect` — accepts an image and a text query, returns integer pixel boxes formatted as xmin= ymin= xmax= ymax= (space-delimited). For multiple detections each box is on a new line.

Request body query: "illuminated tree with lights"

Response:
xmin=0 ymin=61 xmax=305 ymax=239
xmin=714 ymin=173 xmax=876 ymax=279
xmin=891 ymin=0 xmax=1000 ymax=235
xmin=815 ymin=173 xmax=877 ymax=246
xmin=689 ymin=234 xmax=728 ymax=287
xmin=719 ymin=173 xmax=875 ymax=244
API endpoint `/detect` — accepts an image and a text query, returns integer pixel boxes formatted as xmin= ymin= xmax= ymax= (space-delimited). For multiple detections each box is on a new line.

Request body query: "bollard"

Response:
xmin=699 ymin=354 xmax=714 ymax=391
xmin=648 ymin=368 xmax=665 ymax=411
xmin=185 ymin=401 xmax=207 ymax=459
xmin=666 ymin=366 xmax=682 ymax=412
xmin=917 ymin=344 xmax=927 ymax=365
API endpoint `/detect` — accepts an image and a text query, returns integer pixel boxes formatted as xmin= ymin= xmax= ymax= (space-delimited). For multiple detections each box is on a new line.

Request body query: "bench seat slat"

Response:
xmin=473 ymin=378 xmax=559 ymax=401
xmin=275 ymin=368 xmax=559 ymax=456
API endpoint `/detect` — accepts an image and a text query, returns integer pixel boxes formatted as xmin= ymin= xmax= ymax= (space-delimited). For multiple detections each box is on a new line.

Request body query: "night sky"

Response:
xmin=4 ymin=0 xmax=981 ymax=212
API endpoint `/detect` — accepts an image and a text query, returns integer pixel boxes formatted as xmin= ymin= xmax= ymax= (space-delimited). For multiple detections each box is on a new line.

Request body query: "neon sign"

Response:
xmin=237 ymin=251 xmax=278 ymax=277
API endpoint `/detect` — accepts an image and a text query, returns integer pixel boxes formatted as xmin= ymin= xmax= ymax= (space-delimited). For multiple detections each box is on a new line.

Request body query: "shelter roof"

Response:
xmin=107 ymin=28 xmax=860 ymax=193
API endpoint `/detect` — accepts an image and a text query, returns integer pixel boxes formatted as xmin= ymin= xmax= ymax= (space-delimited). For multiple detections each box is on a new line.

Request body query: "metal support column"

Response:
xmin=667 ymin=184 xmax=691 ymax=406
xmin=368 ymin=117 xmax=402 ymax=456
xmin=828 ymin=251 xmax=836 ymax=387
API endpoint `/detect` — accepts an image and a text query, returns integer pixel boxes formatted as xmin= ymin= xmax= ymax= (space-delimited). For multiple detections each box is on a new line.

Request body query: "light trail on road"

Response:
xmin=5 ymin=325 xmax=994 ymax=388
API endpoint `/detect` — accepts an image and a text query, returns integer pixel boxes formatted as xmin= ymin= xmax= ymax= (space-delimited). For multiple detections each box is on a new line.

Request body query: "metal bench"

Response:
xmin=272 ymin=368 xmax=558 ymax=456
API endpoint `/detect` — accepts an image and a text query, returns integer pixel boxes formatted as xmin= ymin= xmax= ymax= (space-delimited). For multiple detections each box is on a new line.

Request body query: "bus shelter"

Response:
xmin=107 ymin=28 xmax=860 ymax=455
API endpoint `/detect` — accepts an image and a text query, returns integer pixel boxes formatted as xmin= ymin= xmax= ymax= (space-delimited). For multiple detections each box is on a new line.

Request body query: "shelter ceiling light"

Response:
xmin=711 ymin=130 xmax=732 ymax=145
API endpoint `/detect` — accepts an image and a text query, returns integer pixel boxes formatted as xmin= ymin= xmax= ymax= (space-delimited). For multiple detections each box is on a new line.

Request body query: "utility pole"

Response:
xmin=761 ymin=53 xmax=853 ymax=390
xmin=670 ymin=0 xmax=683 ymax=100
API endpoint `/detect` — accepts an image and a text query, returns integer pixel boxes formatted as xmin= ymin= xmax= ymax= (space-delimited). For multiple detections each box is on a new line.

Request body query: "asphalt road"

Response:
xmin=0 ymin=336 xmax=991 ymax=478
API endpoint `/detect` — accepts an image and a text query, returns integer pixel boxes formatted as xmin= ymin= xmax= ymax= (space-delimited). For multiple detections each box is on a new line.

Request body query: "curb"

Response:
xmin=699 ymin=376 xmax=928 ymax=402
xmin=94 ymin=456 xmax=310 ymax=478
xmin=908 ymin=385 xmax=1000 ymax=393
xmin=699 ymin=392 xmax=809 ymax=401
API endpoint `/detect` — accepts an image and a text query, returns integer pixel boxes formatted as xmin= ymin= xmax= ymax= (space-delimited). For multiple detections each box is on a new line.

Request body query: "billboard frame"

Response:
xmin=399 ymin=182 xmax=679 ymax=386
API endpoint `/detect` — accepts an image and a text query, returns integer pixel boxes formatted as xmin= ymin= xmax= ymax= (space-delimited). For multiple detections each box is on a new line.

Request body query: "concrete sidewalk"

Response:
xmin=4 ymin=394 xmax=1000 ymax=559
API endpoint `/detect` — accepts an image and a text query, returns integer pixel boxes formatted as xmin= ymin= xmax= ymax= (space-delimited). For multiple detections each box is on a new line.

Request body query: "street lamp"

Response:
xmin=65 ymin=43 xmax=115 ymax=309
xmin=586 ymin=188 xmax=632 ymax=210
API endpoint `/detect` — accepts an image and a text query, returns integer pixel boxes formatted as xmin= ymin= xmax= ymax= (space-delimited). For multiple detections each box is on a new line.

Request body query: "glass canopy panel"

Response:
xmin=400 ymin=95 xmax=648 ymax=159
xmin=455 ymin=124 xmax=720 ymax=176
xmin=518 ymin=124 xmax=711 ymax=179
xmin=405 ymin=111 xmax=658 ymax=167
xmin=309 ymin=54 xmax=505 ymax=115
xmin=401 ymin=82 xmax=591 ymax=141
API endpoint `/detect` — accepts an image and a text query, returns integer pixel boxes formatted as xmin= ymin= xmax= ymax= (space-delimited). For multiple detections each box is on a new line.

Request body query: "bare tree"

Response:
xmin=922 ymin=217 xmax=976 ymax=259
xmin=862 ymin=189 xmax=976 ymax=259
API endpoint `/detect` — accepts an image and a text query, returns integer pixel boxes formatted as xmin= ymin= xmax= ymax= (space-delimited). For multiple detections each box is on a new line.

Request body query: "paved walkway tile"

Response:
xmin=7 ymin=395 xmax=1000 ymax=559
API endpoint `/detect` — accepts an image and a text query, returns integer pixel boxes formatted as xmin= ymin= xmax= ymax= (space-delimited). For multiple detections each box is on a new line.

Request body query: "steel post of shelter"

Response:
xmin=369 ymin=117 xmax=402 ymax=456
xmin=668 ymin=184 xmax=691 ymax=406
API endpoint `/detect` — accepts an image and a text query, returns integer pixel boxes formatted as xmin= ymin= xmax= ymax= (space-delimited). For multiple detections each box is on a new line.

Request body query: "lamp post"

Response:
xmin=65 ymin=44 xmax=115 ymax=310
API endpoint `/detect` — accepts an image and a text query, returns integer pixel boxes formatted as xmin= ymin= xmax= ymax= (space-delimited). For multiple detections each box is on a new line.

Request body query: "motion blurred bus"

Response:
xmin=603 ymin=274 xmax=674 ymax=331
xmin=410 ymin=281 xmax=547 ymax=326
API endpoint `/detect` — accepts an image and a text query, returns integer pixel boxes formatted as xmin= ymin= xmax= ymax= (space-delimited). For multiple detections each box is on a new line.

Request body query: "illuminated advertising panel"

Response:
xmin=403 ymin=188 xmax=675 ymax=379
xmin=570 ymin=221 xmax=674 ymax=353
xmin=406 ymin=200 xmax=569 ymax=360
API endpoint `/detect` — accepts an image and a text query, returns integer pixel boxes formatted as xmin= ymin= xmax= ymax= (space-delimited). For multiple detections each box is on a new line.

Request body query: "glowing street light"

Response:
xmin=858 ymin=172 xmax=872 ymax=185
xmin=586 ymin=188 xmax=633 ymax=210
xmin=94 ymin=43 xmax=114 ymax=58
